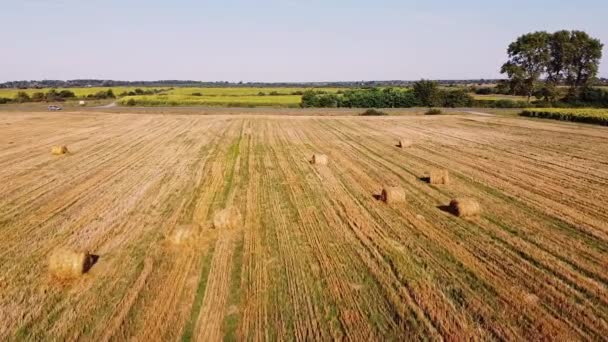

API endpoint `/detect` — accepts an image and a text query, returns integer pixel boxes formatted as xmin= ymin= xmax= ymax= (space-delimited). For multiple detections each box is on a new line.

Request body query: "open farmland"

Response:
xmin=0 ymin=87 xmax=143 ymax=98
xmin=115 ymin=87 xmax=340 ymax=107
xmin=471 ymin=94 xmax=529 ymax=101
xmin=117 ymin=94 xmax=303 ymax=107
xmin=0 ymin=111 xmax=607 ymax=340
xmin=0 ymin=87 xmax=345 ymax=107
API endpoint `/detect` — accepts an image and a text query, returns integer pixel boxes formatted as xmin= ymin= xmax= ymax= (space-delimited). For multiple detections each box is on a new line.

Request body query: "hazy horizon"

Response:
xmin=1 ymin=0 xmax=607 ymax=83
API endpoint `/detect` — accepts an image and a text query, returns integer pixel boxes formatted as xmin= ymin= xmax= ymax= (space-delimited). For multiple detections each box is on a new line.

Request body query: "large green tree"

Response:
xmin=502 ymin=30 xmax=603 ymax=103
xmin=546 ymin=30 xmax=570 ymax=84
xmin=562 ymin=31 xmax=603 ymax=97
xmin=501 ymin=31 xmax=551 ymax=103
xmin=14 ymin=91 xmax=31 ymax=103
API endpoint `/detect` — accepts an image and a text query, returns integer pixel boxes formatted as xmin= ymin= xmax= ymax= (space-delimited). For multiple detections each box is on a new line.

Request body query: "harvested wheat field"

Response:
xmin=0 ymin=111 xmax=607 ymax=341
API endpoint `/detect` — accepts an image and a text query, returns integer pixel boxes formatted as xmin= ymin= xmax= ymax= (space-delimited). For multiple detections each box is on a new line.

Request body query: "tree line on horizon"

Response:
xmin=0 ymin=79 xmax=516 ymax=90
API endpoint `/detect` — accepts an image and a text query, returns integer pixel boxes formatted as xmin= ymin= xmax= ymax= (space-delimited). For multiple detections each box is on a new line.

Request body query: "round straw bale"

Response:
xmin=429 ymin=169 xmax=450 ymax=185
xmin=49 ymin=249 xmax=92 ymax=279
xmin=51 ymin=145 xmax=69 ymax=155
xmin=449 ymin=198 xmax=481 ymax=217
xmin=398 ymin=139 xmax=412 ymax=148
xmin=169 ymin=223 xmax=200 ymax=245
xmin=381 ymin=186 xmax=406 ymax=204
xmin=311 ymin=154 xmax=328 ymax=165
xmin=213 ymin=207 xmax=242 ymax=229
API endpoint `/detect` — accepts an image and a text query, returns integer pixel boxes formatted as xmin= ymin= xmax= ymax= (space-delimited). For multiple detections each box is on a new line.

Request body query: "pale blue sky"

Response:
xmin=1 ymin=0 xmax=607 ymax=82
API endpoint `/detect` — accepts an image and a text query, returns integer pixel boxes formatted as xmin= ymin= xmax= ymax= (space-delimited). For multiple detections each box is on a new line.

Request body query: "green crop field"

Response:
xmin=471 ymin=94 xmax=529 ymax=101
xmin=521 ymin=108 xmax=608 ymax=125
xmin=0 ymin=87 xmax=141 ymax=98
xmin=117 ymin=87 xmax=344 ymax=107
xmin=0 ymin=87 xmax=345 ymax=107
xmin=165 ymin=87 xmax=343 ymax=96
xmin=117 ymin=94 xmax=303 ymax=107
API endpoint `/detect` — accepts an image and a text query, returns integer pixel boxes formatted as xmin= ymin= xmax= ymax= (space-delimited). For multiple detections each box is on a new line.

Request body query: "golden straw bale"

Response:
xmin=49 ymin=249 xmax=92 ymax=279
xmin=398 ymin=139 xmax=412 ymax=148
xmin=429 ymin=169 xmax=450 ymax=185
xmin=381 ymin=186 xmax=406 ymax=204
xmin=311 ymin=154 xmax=328 ymax=165
xmin=449 ymin=198 xmax=481 ymax=217
xmin=51 ymin=145 xmax=69 ymax=155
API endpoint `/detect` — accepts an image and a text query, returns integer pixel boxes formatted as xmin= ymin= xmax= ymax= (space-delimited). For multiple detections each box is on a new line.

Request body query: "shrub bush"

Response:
xmin=440 ymin=89 xmax=474 ymax=107
xmin=475 ymin=87 xmax=494 ymax=95
xmin=473 ymin=99 xmax=529 ymax=108
xmin=493 ymin=99 xmax=528 ymax=108
xmin=426 ymin=108 xmax=442 ymax=115
xmin=58 ymin=90 xmax=75 ymax=98
xmin=578 ymin=88 xmax=608 ymax=107
xmin=31 ymin=92 xmax=45 ymax=102
xmin=361 ymin=109 xmax=388 ymax=116
xmin=87 ymin=89 xmax=116 ymax=100
xmin=301 ymin=88 xmax=418 ymax=108
xmin=14 ymin=91 xmax=30 ymax=103
xmin=413 ymin=80 xmax=441 ymax=107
